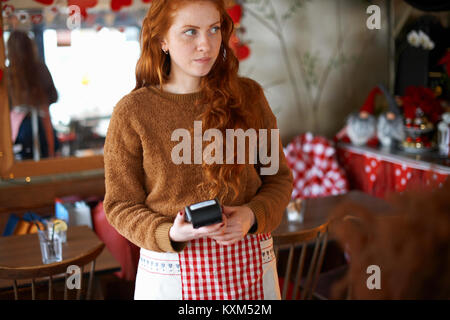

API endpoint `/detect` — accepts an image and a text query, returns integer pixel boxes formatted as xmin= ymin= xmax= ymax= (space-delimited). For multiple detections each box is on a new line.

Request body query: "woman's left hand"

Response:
xmin=209 ymin=205 xmax=256 ymax=246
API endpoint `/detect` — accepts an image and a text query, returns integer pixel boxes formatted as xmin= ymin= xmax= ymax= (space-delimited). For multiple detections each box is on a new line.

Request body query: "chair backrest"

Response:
xmin=0 ymin=242 xmax=105 ymax=300
xmin=273 ymin=224 xmax=328 ymax=300
xmin=91 ymin=201 xmax=140 ymax=281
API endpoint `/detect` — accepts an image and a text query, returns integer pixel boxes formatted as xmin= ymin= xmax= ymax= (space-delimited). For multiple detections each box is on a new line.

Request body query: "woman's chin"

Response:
xmin=190 ymin=68 xmax=213 ymax=78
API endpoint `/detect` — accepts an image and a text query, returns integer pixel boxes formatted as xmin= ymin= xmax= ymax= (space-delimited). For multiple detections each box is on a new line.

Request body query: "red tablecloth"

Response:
xmin=336 ymin=143 xmax=449 ymax=198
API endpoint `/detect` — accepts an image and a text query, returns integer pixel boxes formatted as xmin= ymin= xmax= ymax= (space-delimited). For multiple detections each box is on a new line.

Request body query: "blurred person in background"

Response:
xmin=329 ymin=181 xmax=450 ymax=299
xmin=7 ymin=30 xmax=60 ymax=160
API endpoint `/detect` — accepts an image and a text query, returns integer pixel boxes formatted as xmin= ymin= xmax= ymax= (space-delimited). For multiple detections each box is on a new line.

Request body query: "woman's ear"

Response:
xmin=160 ymin=40 xmax=168 ymax=52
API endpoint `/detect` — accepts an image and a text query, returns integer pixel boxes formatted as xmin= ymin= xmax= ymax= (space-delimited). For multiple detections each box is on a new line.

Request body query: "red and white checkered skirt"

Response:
xmin=134 ymin=233 xmax=280 ymax=300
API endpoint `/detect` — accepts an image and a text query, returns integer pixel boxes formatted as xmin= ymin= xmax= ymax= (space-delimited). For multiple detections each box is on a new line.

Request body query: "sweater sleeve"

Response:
xmin=103 ymin=98 xmax=187 ymax=253
xmin=243 ymin=83 xmax=294 ymax=234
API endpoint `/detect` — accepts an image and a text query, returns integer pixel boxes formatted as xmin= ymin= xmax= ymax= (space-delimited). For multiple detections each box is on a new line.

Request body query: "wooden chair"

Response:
xmin=0 ymin=242 xmax=105 ymax=300
xmin=273 ymin=223 xmax=328 ymax=300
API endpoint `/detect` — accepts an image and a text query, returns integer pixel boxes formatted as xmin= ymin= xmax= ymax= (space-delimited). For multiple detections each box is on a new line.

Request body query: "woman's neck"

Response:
xmin=161 ymin=74 xmax=201 ymax=94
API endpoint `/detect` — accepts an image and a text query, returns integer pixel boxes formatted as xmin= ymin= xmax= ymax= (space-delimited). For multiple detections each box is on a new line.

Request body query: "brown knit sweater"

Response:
xmin=103 ymin=77 xmax=293 ymax=253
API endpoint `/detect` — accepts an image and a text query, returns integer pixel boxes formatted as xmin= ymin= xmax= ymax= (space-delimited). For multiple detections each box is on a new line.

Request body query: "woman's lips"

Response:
xmin=194 ymin=57 xmax=211 ymax=63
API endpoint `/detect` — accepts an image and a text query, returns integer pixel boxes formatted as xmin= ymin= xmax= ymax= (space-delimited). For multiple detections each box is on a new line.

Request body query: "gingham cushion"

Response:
xmin=284 ymin=132 xmax=349 ymax=199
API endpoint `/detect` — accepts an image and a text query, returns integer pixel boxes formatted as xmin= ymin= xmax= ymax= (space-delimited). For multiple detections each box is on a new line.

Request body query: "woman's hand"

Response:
xmin=209 ymin=205 xmax=256 ymax=246
xmin=169 ymin=209 xmax=228 ymax=243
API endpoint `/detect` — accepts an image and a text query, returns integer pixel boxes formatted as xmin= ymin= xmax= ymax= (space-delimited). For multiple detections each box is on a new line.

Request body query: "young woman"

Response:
xmin=103 ymin=0 xmax=293 ymax=300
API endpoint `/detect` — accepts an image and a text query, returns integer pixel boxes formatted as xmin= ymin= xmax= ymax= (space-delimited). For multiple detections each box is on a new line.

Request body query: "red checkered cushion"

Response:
xmin=284 ymin=133 xmax=349 ymax=199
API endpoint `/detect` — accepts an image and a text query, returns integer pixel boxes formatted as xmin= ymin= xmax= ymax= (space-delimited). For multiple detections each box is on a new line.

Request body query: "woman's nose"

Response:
xmin=196 ymin=32 xmax=212 ymax=52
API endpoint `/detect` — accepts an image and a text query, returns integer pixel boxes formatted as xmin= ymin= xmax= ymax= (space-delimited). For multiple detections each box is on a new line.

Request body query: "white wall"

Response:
xmin=238 ymin=0 xmax=390 ymax=145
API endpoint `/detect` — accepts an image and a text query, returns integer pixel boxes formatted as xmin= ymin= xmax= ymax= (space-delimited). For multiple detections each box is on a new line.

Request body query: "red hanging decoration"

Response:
xmin=236 ymin=43 xmax=250 ymax=60
xmin=111 ymin=0 xmax=133 ymax=12
xmin=227 ymin=4 xmax=242 ymax=25
xmin=2 ymin=4 xmax=15 ymax=17
xmin=228 ymin=30 xmax=250 ymax=61
xmin=33 ymin=0 xmax=54 ymax=5
xmin=85 ymin=13 xmax=98 ymax=26
xmin=31 ymin=14 xmax=43 ymax=24
xmin=226 ymin=3 xmax=251 ymax=61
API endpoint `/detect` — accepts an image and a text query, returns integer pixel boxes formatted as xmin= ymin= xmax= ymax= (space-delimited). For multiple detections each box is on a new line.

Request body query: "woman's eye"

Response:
xmin=185 ymin=29 xmax=196 ymax=36
xmin=184 ymin=27 xmax=220 ymax=36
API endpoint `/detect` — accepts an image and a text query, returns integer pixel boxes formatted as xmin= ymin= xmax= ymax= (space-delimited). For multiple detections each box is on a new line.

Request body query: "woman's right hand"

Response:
xmin=169 ymin=209 xmax=227 ymax=242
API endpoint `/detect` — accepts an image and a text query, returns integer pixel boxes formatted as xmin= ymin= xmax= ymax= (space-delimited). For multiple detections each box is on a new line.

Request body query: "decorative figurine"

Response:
xmin=376 ymin=84 xmax=405 ymax=149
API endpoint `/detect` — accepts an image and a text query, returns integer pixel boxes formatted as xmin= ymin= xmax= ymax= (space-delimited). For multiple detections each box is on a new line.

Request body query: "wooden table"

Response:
xmin=0 ymin=225 xmax=121 ymax=291
xmin=273 ymin=190 xmax=393 ymax=238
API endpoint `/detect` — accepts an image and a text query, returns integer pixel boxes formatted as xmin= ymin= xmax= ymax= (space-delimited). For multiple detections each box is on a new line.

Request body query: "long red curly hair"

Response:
xmin=133 ymin=0 xmax=263 ymax=204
